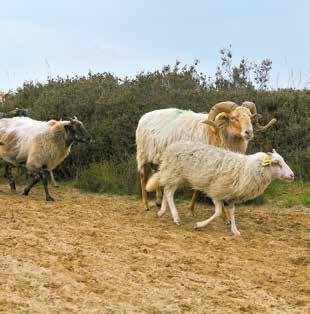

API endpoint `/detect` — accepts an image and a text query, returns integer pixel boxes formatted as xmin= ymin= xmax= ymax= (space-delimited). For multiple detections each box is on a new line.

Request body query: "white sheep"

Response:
xmin=136 ymin=101 xmax=276 ymax=212
xmin=0 ymin=116 xmax=91 ymax=201
xmin=0 ymin=108 xmax=34 ymax=191
xmin=146 ymin=141 xmax=294 ymax=235
xmin=0 ymin=108 xmax=60 ymax=188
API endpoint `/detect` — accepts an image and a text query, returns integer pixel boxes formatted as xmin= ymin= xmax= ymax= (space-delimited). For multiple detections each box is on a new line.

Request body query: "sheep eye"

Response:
xmin=272 ymin=161 xmax=281 ymax=167
xmin=230 ymin=116 xmax=238 ymax=122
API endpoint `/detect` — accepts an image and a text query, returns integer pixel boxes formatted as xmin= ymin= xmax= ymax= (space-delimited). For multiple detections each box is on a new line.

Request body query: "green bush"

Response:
xmin=1 ymin=51 xmax=308 ymax=200
xmin=75 ymin=155 xmax=140 ymax=195
xmin=2 ymin=63 xmax=308 ymax=182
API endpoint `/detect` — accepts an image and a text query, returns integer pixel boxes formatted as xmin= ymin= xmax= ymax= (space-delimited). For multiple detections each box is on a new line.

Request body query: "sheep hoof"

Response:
xmin=232 ymin=230 xmax=241 ymax=236
xmin=46 ymin=196 xmax=55 ymax=202
xmin=174 ymin=220 xmax=181 ymax=226
xmin=194 ymin=222 xmax=203 ymax=229
xmin=157 ymin=211 xmax=164 ymax=218
xmin=144 ymin=207 xmax=149 ymax=211
xmin=22 ymin=190 xmax=29 ymax=196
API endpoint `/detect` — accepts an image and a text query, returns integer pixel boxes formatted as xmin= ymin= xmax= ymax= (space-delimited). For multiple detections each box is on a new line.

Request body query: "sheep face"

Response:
xmin=65 ymin=119 xmax=91 ymax=144
xmin=216 ymin=107 xmax=254 ymax=141
xmin=14 ymin=108 xmax=31 ymax=117
xmin=266 ymin=149 xmax=295 ymax=182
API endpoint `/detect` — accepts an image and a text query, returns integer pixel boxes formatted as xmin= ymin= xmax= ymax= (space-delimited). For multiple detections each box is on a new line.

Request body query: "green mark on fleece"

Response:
xmin=169 ymin=109 xmax=191 ymax=121
xmin=175 ymin=109 xmax=187 ymax=115
xmin=159 ymin=109 xmax=191 ymax=136
xmin=166 ymin=109 xmax=188 ymax=121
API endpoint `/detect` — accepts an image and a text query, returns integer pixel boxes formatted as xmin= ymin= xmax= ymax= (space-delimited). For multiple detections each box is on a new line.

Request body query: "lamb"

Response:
xmin=0 ymin=116 xmax=91 ymax=201
xmin=146 ymin=141 xmax=294 ymax=235
xmin=136 ymin=101 xmax=276 ymax=212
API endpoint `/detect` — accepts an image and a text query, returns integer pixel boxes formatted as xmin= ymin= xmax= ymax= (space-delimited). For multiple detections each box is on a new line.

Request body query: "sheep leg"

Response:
xmin=164 ymin=186 xmax=180 ymax=225
xmin=195 ymin=199 xmax=223 ymax=229
xmin=23 ymin=169 xmax=54 ymax=201
xmin=228 ymin=204 xmax=240 ymax=236
xmin=189 ymin=190 xmax=199 ymax=214
xmin=49 ymin=171 xmax=59 ymax=188
xmin=140 ymin=168 xmax=149 ymax=211
xmin=157 ymin=193 xmax=168 ymax=217
xmin=222 ymin=206 xmax=231 ymax=224
xmin=4 ymin=163 xmax=16 ymax=191
xmin=41 ymin=170 xmax=55 ymax=201
xmin=155 ymin=187 xmax=162 ymax=208
xmin=23 ymin=172 xmax=41 ymax=196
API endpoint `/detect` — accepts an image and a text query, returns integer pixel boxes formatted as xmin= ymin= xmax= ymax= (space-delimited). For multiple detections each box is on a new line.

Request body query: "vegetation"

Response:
xmin=1 ymin=48 xmax=309 ymax=206
xmin=250 ymin=181 xmax=310 ymax=208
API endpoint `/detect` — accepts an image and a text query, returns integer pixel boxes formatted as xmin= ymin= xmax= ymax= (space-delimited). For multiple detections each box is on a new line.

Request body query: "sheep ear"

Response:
xmin=272 ymin=148 xmax=277 ymax=153
xmin=261 ymin=155 xmax=272 ymax=167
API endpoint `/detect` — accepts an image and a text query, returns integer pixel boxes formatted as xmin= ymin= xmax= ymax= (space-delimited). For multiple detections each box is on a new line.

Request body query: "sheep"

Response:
xmin=146 ymin=141 xmax=294 ymax=235
xmin=136 ymin=101 xmax=276 ymax=212
xmin=0 ymin=116 xmax=91 ymax=201
xmin=0 ymin=108 xmax=31 ymax=191
xmin=0 ymin=108 xmax=31 ymax=118
xmin=0 ymin=92 xmax=7 ymax=106
xmin=0 ymin=108 xmax=59 ymax=188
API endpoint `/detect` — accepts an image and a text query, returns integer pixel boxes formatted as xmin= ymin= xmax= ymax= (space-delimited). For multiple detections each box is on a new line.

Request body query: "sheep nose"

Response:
xmin=289 ymin=173 xmax=295 ymax=180
xmin=244 ymin=129 xmax=253 ymax=138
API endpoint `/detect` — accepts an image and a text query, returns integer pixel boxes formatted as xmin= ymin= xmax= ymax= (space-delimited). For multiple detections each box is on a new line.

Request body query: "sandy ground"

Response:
xmin=0 ymin=184 xmax=309 ymax=314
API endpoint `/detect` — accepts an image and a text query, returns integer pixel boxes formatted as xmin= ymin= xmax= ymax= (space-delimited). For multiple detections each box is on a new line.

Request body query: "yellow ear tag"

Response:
xmin=262 ymin=155 xmax=272 ymax=167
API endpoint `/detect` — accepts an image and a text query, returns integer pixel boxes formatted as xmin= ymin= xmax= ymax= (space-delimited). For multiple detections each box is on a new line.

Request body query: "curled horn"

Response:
xmin=207 ymin=101 xmax=239 ymax=121
xmin=242 ymin=101 xmax=277 ymax=132
xmin=242 ymin=101 xmax=257 ymax=114
xmin=203 ymin=101 xmax=239 ymax=132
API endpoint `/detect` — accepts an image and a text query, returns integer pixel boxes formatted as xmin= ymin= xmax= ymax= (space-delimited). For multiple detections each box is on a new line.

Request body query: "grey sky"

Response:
xmin=1 ymin=0 xmax=309 ymax=91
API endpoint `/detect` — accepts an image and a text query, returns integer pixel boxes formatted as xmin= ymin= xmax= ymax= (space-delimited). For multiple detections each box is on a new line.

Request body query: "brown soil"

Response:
xmin=0 ymin=184 xmax=309 ymax=313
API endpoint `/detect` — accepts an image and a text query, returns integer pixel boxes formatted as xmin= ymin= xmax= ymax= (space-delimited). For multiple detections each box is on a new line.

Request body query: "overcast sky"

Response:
xmin=1 ymin=0 xmax=309 ymax=91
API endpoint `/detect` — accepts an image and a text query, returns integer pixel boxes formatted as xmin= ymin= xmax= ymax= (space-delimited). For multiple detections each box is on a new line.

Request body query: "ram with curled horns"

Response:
xmin=136 ymin=101 xmax=276 ymax=216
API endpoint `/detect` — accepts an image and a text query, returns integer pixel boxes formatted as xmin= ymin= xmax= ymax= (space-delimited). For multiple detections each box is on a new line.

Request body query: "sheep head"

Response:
xmin=204 ymin=101 xmax=277 ymax=143
xmin=13 ymin=108 xmax=31 ymax=117
xmin=63 ymin=117 xmax=92 ymax=145
xmin=3 ymin=108 xmax=31 ymax=118
xmin=204 ymin=101 xmax=254 ymax=141
xmin=264 ymin=149 xmax=294 ymax=182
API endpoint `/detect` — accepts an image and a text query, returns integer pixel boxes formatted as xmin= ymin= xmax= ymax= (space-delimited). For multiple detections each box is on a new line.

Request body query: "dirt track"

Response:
xmin=0 ymin=184 xmax=309 ymax=313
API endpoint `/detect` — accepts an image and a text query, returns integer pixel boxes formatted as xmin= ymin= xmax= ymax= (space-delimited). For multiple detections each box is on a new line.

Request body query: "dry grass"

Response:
xmin=0 ymin=184 xmax=309 ymax=313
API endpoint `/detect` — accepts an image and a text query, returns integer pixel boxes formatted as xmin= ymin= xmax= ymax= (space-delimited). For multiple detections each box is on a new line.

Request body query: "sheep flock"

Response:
xmin=0 ymin=99 xmax=294 ymax=236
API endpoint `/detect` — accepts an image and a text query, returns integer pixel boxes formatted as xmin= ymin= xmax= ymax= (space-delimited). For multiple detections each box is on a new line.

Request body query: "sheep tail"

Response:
xmin=146 ymin=172 xmax=160 ymax=192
